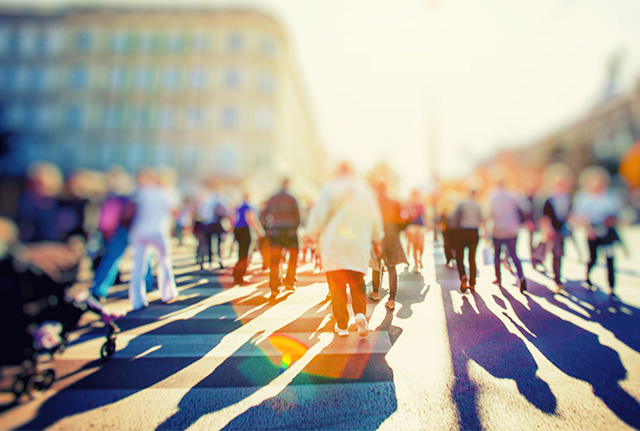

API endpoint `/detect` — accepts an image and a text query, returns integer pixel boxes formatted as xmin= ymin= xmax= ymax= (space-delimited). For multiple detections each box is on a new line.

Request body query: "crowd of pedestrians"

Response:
xmin=1 ymin=159 xmax=632 ymax=346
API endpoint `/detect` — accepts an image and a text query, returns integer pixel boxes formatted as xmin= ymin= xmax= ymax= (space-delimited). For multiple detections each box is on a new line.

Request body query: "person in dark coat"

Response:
xmin=370 ymin=182 xmax=408 ymax=310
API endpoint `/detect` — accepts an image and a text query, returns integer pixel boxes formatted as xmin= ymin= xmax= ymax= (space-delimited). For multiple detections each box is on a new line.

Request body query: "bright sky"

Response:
xmin=8 ymin=0 xmax=640 ymax=191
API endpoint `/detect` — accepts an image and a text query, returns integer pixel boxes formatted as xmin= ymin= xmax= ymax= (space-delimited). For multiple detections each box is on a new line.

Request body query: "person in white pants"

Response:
xmin=128 ymin=168 xmax=179 ymax=310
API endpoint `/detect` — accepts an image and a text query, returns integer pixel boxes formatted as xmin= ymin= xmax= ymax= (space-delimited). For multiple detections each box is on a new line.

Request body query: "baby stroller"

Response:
xmin=0 ymin=240 xmax=125 ymax=402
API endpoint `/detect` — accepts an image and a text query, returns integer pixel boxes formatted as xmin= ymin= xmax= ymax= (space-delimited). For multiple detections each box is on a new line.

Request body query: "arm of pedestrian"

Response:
xmin=248 ymin=210 xmax=266 ymax=238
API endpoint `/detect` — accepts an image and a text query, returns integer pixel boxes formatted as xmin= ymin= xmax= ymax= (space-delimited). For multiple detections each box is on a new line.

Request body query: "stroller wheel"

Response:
xmin=11 ymin=376 xmax=27 ymax=398
xmin=101 ymin=339 xmax=116 ymax=360
xmin=41 ymin=369 xmax=55 ymax=390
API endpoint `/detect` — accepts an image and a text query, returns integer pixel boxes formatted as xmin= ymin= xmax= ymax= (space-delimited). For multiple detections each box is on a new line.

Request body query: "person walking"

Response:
xmin=488 ymin=181 xmax=527 ymax=293
xmin=450 ymin=188 xmax=482 ymax=292
xmin=405 ymin=189 xmax=427 ymax=273
xmin=263 ymin=179 xmax=301 ymax=295
xmin=232 ymin=193 xmax=265 ymax=285
xmin=370 ymin=182 xmax=409 ymax=310
xmin=573 ymin=166 xmax=625 ymax=294
xmin=539 ymin=164 xmax=574 ymax=293
xmin=128 ymin=169 xmax=178 ymax=310
xmin=305 ymin=162 xmax=384 ymax=337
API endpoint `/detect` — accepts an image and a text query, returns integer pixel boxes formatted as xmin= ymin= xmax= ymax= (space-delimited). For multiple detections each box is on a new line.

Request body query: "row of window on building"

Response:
xmin=0 ymin=25 xmax=277 ymax=58
xmin=1 ymin=103 xmax=274 ymax=132
xmin=0 ymin=64 xmax=276 ymax=93
xmin=4 ymin=138 xmax=269 ymax=177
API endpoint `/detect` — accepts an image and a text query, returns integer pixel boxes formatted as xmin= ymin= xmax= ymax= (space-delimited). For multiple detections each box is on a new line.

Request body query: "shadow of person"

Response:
xmin=154 ymin=300 xmax=332 ymax=430
xmin=396 ymin=271 xmax=429 ymax=319
xmin=14 ymin=290 xmax=270 ymax=430
xmin=531 ymin=278 xmax=640 ymax=354
xmin=157 ymin=295 xmax=399 ymax=431
xmin=502 ymin=286 xmax=640 ymax=429
xmin=441 ymin=280 xmax=557 ymax=430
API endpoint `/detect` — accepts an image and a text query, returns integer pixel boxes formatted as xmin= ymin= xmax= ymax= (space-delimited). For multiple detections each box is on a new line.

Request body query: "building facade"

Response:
xmin=0 ymin=5 xmax=325 ymax=193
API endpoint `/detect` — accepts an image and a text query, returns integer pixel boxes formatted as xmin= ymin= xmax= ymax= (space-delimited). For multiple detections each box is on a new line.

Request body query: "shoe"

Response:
xmin=324 ymin=292 xmax=332 ymax=302
xmin=369 ymin=291 xmax=380 ymax=301
xmin=385 ymin=299 xmax=396 ymax=310
xmin=334 ymin=323 xmax=349 ymax=337
xmin=233 ymin=278 xmax=246 ymax=285
xmin=355 ymin=313 xmax=369 ymax=337
xmin=269 ymin=289 xmax=280 ymax=299
xmin=284 ymin=284 xmax=296 ymax=291
xmin=492 ymin=279 xmax=501 ymax=286
xmin=519 ymin=278 xmax=527 ymax=293
xmin=460 ymin=275 xmax=468 ymax=293
xmin=468 ymin=284 xmax=475 ymax=292
xmin=554 ymin=283 xmax=563 ymax=293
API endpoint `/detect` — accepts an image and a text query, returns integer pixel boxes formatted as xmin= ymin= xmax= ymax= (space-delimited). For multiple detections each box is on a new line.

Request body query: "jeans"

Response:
xmin=326 ymin=270 xmax=367 ymax=330
xmin=232 ymin=227 xmax=252 ymax=282
xmin=455 ymin=228 xmax=479 ymax=285
xmin=493 ymin=236 xmax=524 ymax=281
xmin=372 ymin=265 xmax=398 ymax=300
xmin=268 ymin=230 xmax=298 ymax=290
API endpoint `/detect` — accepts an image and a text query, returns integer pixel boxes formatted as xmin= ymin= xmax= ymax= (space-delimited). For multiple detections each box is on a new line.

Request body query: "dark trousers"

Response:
xmin=493 ymin=236 xmax=524 ymax=281
xmin=232 ymin=227 xmax=251 ymax=282
xmin=326 ymin=270 xmax=367 ymax=330
xmin=269 ymin=231 xmax=298 ymax=290
xmin=455 ymin=228 xmax=479 ymax=285
xmin=550 ymin=231 xmax=565 ymax=284
xmin=443 ymin=230 xmax=454 ymax=263
xmin=587 ymin=237 xmax=615 ymax=288
xmin=372 ymin=265 xmax=398 ymax=300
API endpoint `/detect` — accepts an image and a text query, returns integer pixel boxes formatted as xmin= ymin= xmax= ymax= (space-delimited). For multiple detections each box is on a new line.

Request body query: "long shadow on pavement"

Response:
xmin=437 ymin=254 xmax=557 ymax=430
xmin=502 ymin=284 xmax=640 ymax=429
xmin=158 ymin=299 xmax=398 ymax=430
xmin=531 ymin=278 xmax=640 ymax=354
xmin=15 ymin=288 xmax=280 ymax=430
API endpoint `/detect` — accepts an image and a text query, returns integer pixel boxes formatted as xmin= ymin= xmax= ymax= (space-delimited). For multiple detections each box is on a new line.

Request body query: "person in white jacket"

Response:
xmin=305 ymin=162 xmax=384 ymax=337
xmin=128 ymin=168 xmax=179 ymax=310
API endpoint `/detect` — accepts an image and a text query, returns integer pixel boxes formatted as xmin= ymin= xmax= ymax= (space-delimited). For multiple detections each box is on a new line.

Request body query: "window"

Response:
xmin=134 ymin=67 xmax=153 ymax=91
xmin=75 ymin=30 xmax=92 ymax=53
xmin=191 ymin=32 xmax=209 ymax=52
xmin=190 ymin=67 xmax=207 ymax=90
xmin=0 ymin=28 xmax=9 ymax=55
xmin=28 ymin=67 xmax=46 ymax=91
xmin=255 ymin=107 xmax=273 ymax=132
xmin=162 ymin=66 xmax=179 ymax=90
xmin=108 ymin=66 xmax=126 ymax=90
xmin=66 ymin=105 xmax=83 ymax=130
xmin=227 ymin=32 xmax=243 ymax=52
xmin=6 ymin=104 xmax=26 ymax=128
xmin=257 ymin=72 xmax=274 ymax=93
xmin=157 ymin=106 xmax=174 ymax=129
xmin=166 ymin=32 xmax=184 ymax=53
xmin=131 ymin=106 xmax=151 ymax=129
xmin=221 ymin=106 xmax=238 ymax=128
xmin=186 ymin=106 xmax=204 ymax=129
xmin=70 ymin=65 xmax=89 ymax=89
xmin=104 ymin=105 xmax=124 ymax=130
xmin=110 ymin=31 xmax=130 ymax=54
xmin=19 ymin=27 xmax=37 ymax=56
xmin=0 ymin=66 xmax=18 ymax=91
xmin=223 ymin=67 xmax=241 ymax=89
xmin=260 ymin=37 xmax=276 ymax=57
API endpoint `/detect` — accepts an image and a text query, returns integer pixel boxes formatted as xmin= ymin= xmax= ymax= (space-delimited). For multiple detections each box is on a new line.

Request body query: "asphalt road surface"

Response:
xmin=1 ymin=227 xmax=639 ymax=430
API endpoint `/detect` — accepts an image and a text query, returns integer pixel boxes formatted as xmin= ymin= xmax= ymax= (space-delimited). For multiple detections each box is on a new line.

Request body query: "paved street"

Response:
xmin=1 ymin=228 xmax=640 ymax=430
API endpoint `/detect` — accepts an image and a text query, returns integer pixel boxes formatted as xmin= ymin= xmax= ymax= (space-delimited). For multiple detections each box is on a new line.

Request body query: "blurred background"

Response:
xmin=1 ymin=0 xmax=639 ymax=217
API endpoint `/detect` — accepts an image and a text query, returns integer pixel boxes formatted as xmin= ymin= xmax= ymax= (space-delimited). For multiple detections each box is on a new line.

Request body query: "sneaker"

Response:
xmin=519 ymin=278 xmax=527 ymax=293
xmin=369 ymin=291 xmax=380 ymax=301
xmin=334 ymin=323 xmax=349 ymax=337
xmin=355 ymin=313 xmax=369 ymax=337
xmin=385 ymin=299 xmax=396 ymax=310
